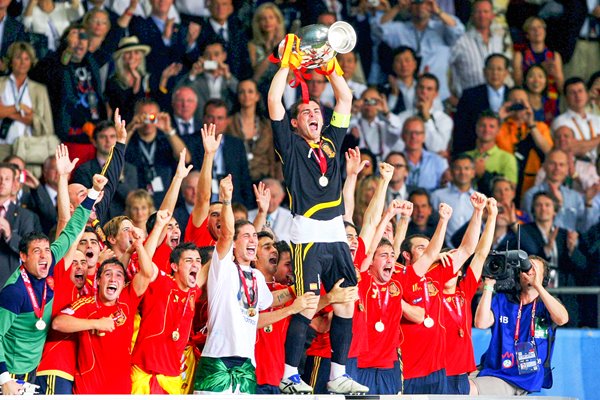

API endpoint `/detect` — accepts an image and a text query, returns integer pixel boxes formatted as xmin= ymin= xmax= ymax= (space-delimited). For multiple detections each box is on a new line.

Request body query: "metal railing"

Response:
xmin=547 ymin=287 xmax=600 ymax=327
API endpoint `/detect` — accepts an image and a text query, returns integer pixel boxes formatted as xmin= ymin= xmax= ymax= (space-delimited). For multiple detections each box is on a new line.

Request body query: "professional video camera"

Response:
xmin=482 ymin=249 xmax=531 ymax=292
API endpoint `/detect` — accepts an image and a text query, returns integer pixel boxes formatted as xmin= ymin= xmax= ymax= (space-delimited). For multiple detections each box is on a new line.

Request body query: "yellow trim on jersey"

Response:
xmin=274 ymin=148 xmax=284 ymax=164
xmin=286 ymin=187 xmax=292 ymax=211
xmin=302 ymin=243 xmax=315 ymax=260
xmin=131 ymin=365 xmax=183 ymax=395
xmin=303 ymin=194 xmax=342 ymax=219
xmin=69 ymin=296 xmax=95 ymax=311
xmin=330 ymin=111 xmax=350 ymax=129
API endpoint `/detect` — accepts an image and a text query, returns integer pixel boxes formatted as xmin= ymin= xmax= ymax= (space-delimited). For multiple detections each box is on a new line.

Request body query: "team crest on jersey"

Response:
xmin=388 ymin=282 xmax=400 ymax=296
xmin=427 ymin=281 xmax=438 ymax=297
xmin=112 ymin=308 xmax=126 ymax=326
xmin=321 ymin=141 xmax=336 ymax=158
xmin=46 ymin=277 xmax=55 ymax=290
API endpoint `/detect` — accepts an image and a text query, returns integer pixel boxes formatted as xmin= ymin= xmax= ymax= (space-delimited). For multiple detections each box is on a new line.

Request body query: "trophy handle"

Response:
xmin=327 ymin=21 xmax=357 ymax=54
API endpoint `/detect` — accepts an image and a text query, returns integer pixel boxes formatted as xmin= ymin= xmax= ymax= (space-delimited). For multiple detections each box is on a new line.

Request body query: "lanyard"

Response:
xmin=571 ymin=117 xmax=596 ymax=141
xmin=236 ymin=263 xmax=257 ymax=308
xmin=514 ymin=298 xmax=537 ymax=344
xmin=9 ymin=79 xmax=28 ymax=107
xmin=422 ymin=278 xmax=431 ymax=316
xmin=442 ymin=294 xmax=464 ymax=327
xmin=413 ymin=27 xmax=425 ymax=56
xmin=139 ymin=140 xmax=157 ymax=166
xmin=374 ymin=281 xmax=390 ymax=318
xmin=19 ymin=267 xmax=47 ymax=320
xmin=309 ymin=142 xmax=328 ymax=177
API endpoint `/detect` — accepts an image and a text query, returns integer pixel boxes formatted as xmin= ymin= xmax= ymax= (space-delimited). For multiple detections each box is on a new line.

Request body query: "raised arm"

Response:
xmin=393 ymin=202 xmax=413 ymax=258
xmin=156 ymin=112 xmax=192 ymax=162
xmin=131 ymin=226 xmax=159 ymax=296
xmin=55 ymin=144 xmax=79 ymax=238
xmin=474 ymin=277 xmax=496 ymax=329
xmin=159 ymin=148 xmax=193 ymax=213
xmin=329 ymin=67 xmax=352 ymax=116
xmin=531 ymin=261 xmax=569 ymax=326
xmin=361 ymin=199 xmax=403 ymax=272
xmin=144 ymin=209 xmax=172 ymax=259
xmin=191 ymin=123 xmax=222 ymax=227
xmin=470 ymin=198 xmax=498 ymax=281
xmin=343 ymin=147 xmax=369 ymax=222
xmin=413 ymin=203 xmax=452 ymax=276
xmin=360 ymin=162 xmax=394 ymax=248
xmin=268 ymin=67 xmax=289 ymax=121
xmin=252 ymin=182 xmax=270 ymax=232
xmin=451 ymin=192 xmax=486 ymax=273
xmin=216 ymin=175 xmax=234 ymax=259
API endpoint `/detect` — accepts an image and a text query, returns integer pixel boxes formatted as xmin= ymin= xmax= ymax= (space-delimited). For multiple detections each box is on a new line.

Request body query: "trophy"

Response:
xmin=277 ymin=21 xmax=357 ymax=70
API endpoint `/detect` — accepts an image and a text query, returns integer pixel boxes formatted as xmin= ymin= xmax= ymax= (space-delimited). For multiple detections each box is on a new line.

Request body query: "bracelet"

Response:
xmin=483 ymin=285 xmax=494 ymax=292
xmin=167 ymin=129 xmax=176 ymax=137
xmin=222 ymin=200 xmax=231 ymax=206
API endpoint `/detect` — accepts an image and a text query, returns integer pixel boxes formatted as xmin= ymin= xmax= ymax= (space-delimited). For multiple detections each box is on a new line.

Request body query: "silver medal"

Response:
xmin=423 ymin=316 xmax=434 ymax=328
xmin=375 ymin=321 xmax=385 ymax=332
xmin=319 ymin=176 xmax=329 ymax=187
xmin=35 ymin=319 xmax=47 ymax=330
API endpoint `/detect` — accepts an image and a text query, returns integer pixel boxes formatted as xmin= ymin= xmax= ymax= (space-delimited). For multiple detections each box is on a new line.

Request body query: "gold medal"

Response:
xmin=423 ymin=316 xmax=434 ymax=328
xmin=458 ymin=328 xmax=464 ymax=338
xmin=375 ymin=321 xmax=385 ymax=332
xmin=172 ymin=330 xmax=180 ymax=341
xmin=264 ymin=324 xmax=273 ymax=333
xmin=248 ymin=307 xmax=256 ymax=317
xmin=358 ymin=303 xmax=364 ymax=312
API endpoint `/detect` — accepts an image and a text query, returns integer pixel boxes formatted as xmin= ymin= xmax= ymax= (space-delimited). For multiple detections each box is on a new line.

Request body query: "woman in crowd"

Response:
xmin=228 ymin=79 xmax=277 ymax=183
xmin=524 ymin=65 xmax=558 ymax=126
xmin=22 ymin=0 xmax=84 ymax=52
xmin=353 ymin=175 xmax=378 ymax=227
xmin=126 ymin=188 xmax=155 ymax=237
xmin=104 ymin=36 xmax=152 ymax=123
xmin=248 ymin=2 xmax=285 ymax=99
xmin=0 ymin=42 xmax=54 ymax=152
xmin=588 ymin=71 xmax=600 ymax=117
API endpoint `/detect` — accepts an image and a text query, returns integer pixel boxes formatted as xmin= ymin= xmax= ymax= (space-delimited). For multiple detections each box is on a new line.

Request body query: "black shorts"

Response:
xmin=291 ymin=241 xmax=358 ymax=296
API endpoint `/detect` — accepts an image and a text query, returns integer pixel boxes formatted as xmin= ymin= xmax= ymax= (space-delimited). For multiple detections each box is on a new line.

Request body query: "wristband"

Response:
xmin=167 ymin=129 xmax=176 ymax=137
xmin=222 ymin=200 xmax=231 ymax=206
xmin=87 ymin=188 xmax=100 ymax=200
xmin=483 ymin=285 xmax=494 ymax=292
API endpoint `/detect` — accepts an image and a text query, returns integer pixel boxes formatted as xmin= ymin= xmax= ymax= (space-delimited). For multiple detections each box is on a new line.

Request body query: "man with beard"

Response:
xmin=131 ymin=239 xmax=206 ymax=394
xmin=0 ymin=175 xmax=106 ymax=395
xmin=52 ymin=212 xmax=164 ymax=394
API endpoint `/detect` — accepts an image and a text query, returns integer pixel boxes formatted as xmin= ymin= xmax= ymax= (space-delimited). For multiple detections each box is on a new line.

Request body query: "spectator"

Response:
xmin=0 ymin=0 xmax=27 ymax=69
xmin=228 ymin=79 xmax=277 ymax=182
xmin=0 ymin=42 xmax=54 ymax=149
xmin=496 ymin=88 xmax=552 ymax=200
xmin=398 ymin=73 xmax=453 ymax=156
xmin=80 ymin=0 xmax=119 ymax=21
xmin=465 ymin=111 xmax=518 ymax=194
xmin=492 ymin=176 xmax=531 ymax=229
xmin=347 ymin=86 xmax=403 ymax=161
xmin=562 ymin=0 xmax=600 ymax=83
xmin=22 ymin=0 xmax=84 ymax=52
xmin=170 ymin=86 xmax=204 ymax=168
xmin=306 ymin=71 xmax=333 ymax=123
xmin=449 ymin=0 xmax=512 ymax=98
xmin=535 ymin=125 xmax=599 ymax=193
xmin=522 ymin=149 xmax=594 ymax=233
xmin=248 ymin=2 xmax=285 ymax=100
xmin=125 ymin=189 xmax=155 ymax=237
xmin=552 ymin=77 xmax=600 ymax=162
xmin=588 ymin=71 xmax=600 ymax=116
xmin=524 ymin=65 xmax=558 ymax=126
xmin=385 ymin=151 xmax=415 ymax=204
xmin=177 ymin=40 xmax=238 ymax=123
xmin=406 ymin=188 xmax=437 ymax=237
xmin=353 ymin=175 xmax=378 ymax=228
xmin=402 ymin=116 xmax=449 ymax=191
xmin=71 ymin=120 xmax=138 ymax=220
xmin=173 ymin=170 xmax=199 ymax=235
xmin=377 ymin=0 xmax=465 ymax=101
xmin=124 ymin=98 xmax=190 ymax=205
xmin=274 ymin=240 xmax=293 ymax=286
xmin=321 ymin=51 xmax=368 ymax=108
xmin=248 ymin=178 xmax=293 ymax=243
xmin=513 ymin=17 xmax=564 ymax=101
xmin=380 ymin=46 xmax=420 ymax=115
xmin=26 ymin=156 xmax=59 ymax=234
xmin=430 ymin=154 xmax=477 ymax=243
xmin=452 ymin=53 xmax=510 ymax=155
xmin=104 ymin=36 xmax=153 ymax=123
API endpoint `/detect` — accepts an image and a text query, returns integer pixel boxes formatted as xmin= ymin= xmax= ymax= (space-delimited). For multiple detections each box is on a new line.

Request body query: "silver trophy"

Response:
xmin=279 ymin=21 xmax=357 ymax=69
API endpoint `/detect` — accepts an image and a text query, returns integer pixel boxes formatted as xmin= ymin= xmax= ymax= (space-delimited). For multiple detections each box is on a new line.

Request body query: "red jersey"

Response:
xmin=255 ymin=282 xmax=292 ymax=386
xmin=357 ymin=271 xmax=405 ymax=369
xmin=38 ymin=260 xmax=94 ymax=379
xmin=399 ymin=262 xmax=455 ymax=379
xmin=184 ymin=216 xmax=216 ymax=247
xmin=152 ymin=241 xmax=173 ymax=275
xmin=65 ymin=284 xmax=142 ymax=394
xmin=132 ymin=272 xmax=200 ymax=378
xmin=444 ymin=268 xmax=479 ymax=376
xmin=306 ymin=306 xmax=333 ymax=359
xmin=354 ymin=237 xmax=366 ymax=270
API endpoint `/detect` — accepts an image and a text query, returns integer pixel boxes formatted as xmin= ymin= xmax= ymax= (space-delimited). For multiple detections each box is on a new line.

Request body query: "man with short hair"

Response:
xmin=406 ymin=188 xmax=436 ymax=237
xmin=248 ymin=178 xmax=293 ymax=243
xmin=174 ymin=171 xmax=199 ymax=234
xmin=398 ymin=73 xmax=453 ymax=155
xmin=306 ymin=71 xmax=334 ymax=123
xmin=385 ymin=151 xmax=415 ymax=204
xmin=402 ymin=116 xmax=448 ymax=191
xmin=551 ymin=77 xmax=600 ymax=162
xmin=0 ymin=174 xmax=106 ymax=395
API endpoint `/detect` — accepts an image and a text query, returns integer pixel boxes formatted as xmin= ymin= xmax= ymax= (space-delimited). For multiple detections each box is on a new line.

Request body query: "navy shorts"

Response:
xmin=302 ymin=355 xmax=331 ymax=394
xmin=403 ymin=368 xmax=448 ymax=394
xmin=447 ymin=373 xmax=470 ymax=394
xmin=36 ymin=374 xmax=73 ymax=394
xmin=255 ymin=384 xmax=280 ymax=394
xmin=352 ymin=361 xmax=402 ymax=394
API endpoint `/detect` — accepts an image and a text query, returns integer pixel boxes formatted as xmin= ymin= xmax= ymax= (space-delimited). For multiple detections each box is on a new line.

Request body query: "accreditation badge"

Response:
xmin=515 ymin=341 xmax=539 ymax=375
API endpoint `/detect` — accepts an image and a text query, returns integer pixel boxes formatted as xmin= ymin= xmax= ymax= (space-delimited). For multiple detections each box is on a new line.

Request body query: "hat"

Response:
xmin=112 ymin=36 xmax=151 ymax=60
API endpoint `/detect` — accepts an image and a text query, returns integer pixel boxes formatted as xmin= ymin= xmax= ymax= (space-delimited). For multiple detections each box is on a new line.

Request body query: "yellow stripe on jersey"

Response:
xmin=69 ymin=296 xmax=95 ymax=311
xmin=302 ymin=243 xmax=314 ymax=260
xmin=331 ymin=111 xmax=350 ymax=129
xmin=303 ymin=194 xmax=342 ymax=219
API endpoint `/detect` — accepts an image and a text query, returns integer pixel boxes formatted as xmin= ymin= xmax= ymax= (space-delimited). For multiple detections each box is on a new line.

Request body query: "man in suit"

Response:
xmin=27 ymin=156 xmax=58 ymax=235
xmin=173 ymin=170 xmax=199 ymax=235
xmin=0 ymin=163 xmax=39 ymax=288
xmin=71 ymin=120 xmax=138 ymax=221
xmin=248 ymin=178 xmax=293 ymax=243
xmin=384 ymin=152 xmax=417 ymax=205
xmin=0 ymin=0 xmax=26 ymax=68
xmin=128 ymin=0 xmax=200 ymax=79
xmin=175 ymin=40 xmax=238 ymax=123
xmin=197 ymin=99 xmax=254 ymax=208
xmin=452 ymin=53 xmax=510 ymax=155
xmin=195 ymin=0 xmax=251 ymax=80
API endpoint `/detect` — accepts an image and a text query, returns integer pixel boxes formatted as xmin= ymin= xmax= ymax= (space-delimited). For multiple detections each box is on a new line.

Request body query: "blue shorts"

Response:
xmin=302 ymin=355 xmax=331 ymax=394
xmin=352 ymin=361 xmax=402 ymax=395
xmin=36 ymin=374 xmax=73 ymax=394
xmin=447 ymin=373 xmax=469 ymax=394
xmin=403 ymin=368 xmax=448 ymax=394
xmin=255 ymin=384 xmax=280 ymax=394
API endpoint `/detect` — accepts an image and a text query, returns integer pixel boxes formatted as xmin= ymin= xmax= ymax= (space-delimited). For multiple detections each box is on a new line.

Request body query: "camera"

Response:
xmin=203 ymin=60 xmax=218 ymax=71
xmin=364 ymin=98 xmax=379 ymax=106
xmin=483 ymin=250 xmax=531 ymax=292
xmin=508 ymin=102 xmax=526 ymax=112
xmin=143 ymin=113 xmax=158 ymax=125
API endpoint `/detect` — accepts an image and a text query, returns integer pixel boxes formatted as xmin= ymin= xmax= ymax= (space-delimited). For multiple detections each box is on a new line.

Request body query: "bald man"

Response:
xmin=247 ymin=178 xmax=293 ymax=243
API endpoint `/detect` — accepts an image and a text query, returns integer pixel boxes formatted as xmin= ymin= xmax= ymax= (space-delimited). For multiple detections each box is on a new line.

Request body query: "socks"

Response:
xmin=283 ymin=313 xmax=312 ymax=372
xmin=330 ymin=362 xmax=346 ymax=381
xmin=329 ymin=314 xmax=353 ymax=376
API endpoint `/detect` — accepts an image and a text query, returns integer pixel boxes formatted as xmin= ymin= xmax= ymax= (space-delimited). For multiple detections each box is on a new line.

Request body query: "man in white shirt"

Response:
xmin=320 ymin=51 xmax=367 ymax=108
xmin=398 ymin=73 xmax=453 ymax=156
xmin=551 ymin=77 xmax=600 ymax=162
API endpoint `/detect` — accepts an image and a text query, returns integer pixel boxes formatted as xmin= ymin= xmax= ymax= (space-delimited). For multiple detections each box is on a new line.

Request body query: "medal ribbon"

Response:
xmin=375 ymin=281 xmax=390 ymax=321
xmin=236 ymin=263 xmax=258 ymax=309
xmin=422 ymin=278 xmax=431 ymax=318
xmin=442 ymin=294 xmax=464 ymax=328
xmin=514 ymin=299 xmax=537 ymax=344
xmin=19 ymin=266 xmax=47 ymax=320
xmin=173 ymin=290 xmax=193 ymax=335
xmin=309 ymin=142 xmax=328 ymax=177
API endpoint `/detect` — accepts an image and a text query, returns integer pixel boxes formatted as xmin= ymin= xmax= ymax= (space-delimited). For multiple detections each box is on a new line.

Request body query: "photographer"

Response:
xmin=470 ymin=255 xmax=569 ymax=395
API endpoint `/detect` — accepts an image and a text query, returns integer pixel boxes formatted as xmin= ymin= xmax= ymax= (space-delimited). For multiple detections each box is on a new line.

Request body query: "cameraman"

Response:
xmin=470 ymin=255 xmax=568 ymax=396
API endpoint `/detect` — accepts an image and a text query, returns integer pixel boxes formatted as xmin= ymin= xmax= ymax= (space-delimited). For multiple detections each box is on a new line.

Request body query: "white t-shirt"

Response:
xmin=202 ymin=246 xmax=273 ymax=365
